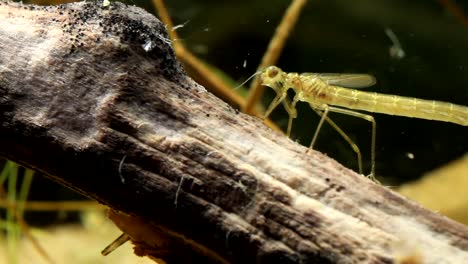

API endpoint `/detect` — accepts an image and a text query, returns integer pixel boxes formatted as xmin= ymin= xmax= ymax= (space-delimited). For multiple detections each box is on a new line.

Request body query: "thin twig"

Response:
xmin=243 ymin=0 xmax=308 ymax=115
xmin=0 ymin=185 xmax=55 ymax=264
xmin=151 ymin=0 xmax=282 ymax=132
xmin=436 ymin=0 xmax=468 ymax=27
xmin=0 ymin=199 xmax=104 ymax=211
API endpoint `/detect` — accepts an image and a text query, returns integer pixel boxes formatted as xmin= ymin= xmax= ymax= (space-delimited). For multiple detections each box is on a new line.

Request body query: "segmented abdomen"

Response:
xmin=325 ymin=86 xmax=468 ymax=126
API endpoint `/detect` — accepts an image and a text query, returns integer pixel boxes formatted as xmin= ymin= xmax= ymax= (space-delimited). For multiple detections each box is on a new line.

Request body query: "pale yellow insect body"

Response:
xmin=260 ymin=66 xmax=468 ymax=178
xmin=263 ymin=66 xmax=468 ymax=126
xmin=299 ymin=78 xmax=468 ymax=126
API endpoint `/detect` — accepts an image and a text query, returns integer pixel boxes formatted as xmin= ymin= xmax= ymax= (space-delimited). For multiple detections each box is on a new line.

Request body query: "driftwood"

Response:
xmin=0 ymin=1 xmax=467 ymax=263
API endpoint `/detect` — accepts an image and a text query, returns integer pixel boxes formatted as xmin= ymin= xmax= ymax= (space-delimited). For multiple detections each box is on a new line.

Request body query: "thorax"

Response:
xmin=287 ymin=73 xmax=335 ymax=104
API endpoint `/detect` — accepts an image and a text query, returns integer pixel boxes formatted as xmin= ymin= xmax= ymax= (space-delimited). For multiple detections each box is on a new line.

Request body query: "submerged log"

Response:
xmin=0 ymin=1 xmax=467 ymax=263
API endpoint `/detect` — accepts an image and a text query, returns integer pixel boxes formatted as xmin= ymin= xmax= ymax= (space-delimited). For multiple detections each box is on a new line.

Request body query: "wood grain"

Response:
xmin=0 ymin=1 xmax=467 ymax=263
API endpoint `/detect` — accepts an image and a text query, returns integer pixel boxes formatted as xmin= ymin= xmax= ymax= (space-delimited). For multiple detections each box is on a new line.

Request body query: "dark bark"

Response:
xmin=0 ymin=1 xmax=467 ymax=263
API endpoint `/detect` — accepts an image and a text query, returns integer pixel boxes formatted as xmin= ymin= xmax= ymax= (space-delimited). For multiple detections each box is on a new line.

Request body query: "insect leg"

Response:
xmin=308 ymin=105 xmax=329 ymax=151
xmin=263 ymin=87 xmax=297 ymax=136
xmin=322 ymin=106 xmax=377 ymax=179
xmin=309 ymin=108 xmax=363 ymax=175
xmin=282 ymin=96 xmax=298 ymax=137
xmin=264 ymin=91 xmax=288 ymax=119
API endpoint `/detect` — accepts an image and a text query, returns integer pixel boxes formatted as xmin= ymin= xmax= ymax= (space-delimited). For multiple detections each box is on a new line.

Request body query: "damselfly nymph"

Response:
xmin=260 ymin=66 xmax=468 ymax=179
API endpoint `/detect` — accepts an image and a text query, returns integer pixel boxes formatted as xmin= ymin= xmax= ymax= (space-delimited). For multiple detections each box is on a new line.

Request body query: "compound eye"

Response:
xmin=267 ymin=67 xmax=279 ymax=78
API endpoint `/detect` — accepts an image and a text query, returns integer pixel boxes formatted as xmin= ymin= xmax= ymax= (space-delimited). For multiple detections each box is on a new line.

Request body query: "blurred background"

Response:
xmin=1 ymin=0 xmax=467 ymax=263
xmin=155 ymin=0 xmax=468 ymax=183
